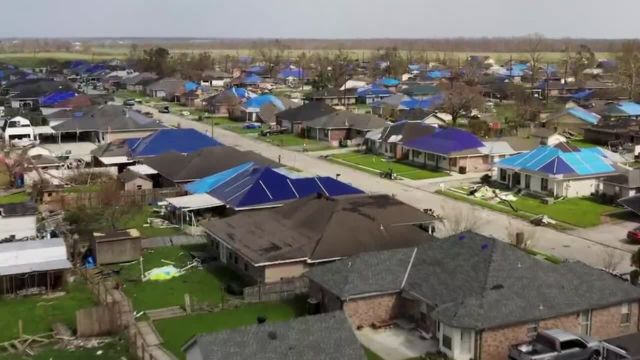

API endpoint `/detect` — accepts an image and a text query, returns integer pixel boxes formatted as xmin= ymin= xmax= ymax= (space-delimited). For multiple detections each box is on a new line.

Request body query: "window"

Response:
xmin=136 ymin=185 xmax=142 ymax=190
xmin=560 ymin=339 xmax=587 ymax=351
xmin=499 ymin=169 xmax=507 ymax=182
xmin=526 ymin=322 xmax=539 ymax=337
xmin=621 ymin=303 xmax=631 ymax=325
xmin=541 ymin=178 xmax=549 ymax=192
xmin=233 ymin=255 xmax=239 ymax=265
xmin=525 ymin=175 xmax=531 ymax=190
xmin=442 ymin=333 xmax=452 ymax=350
xmin=243 ymin=263 xmax=249 ymax=272
xmin=427 ymin=153 xmax=436 ymax=162
xmin=579 ymin=310 xmax=592 ymax=335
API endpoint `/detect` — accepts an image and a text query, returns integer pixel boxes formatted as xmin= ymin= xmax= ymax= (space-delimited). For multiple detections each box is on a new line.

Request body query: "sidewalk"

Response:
xmin=132 ymin=102 xmax=637 ymax=273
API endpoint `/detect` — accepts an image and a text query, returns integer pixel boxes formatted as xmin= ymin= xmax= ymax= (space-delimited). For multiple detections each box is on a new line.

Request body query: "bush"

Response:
xmin=480 ymin=174 xmax=492 ymax=185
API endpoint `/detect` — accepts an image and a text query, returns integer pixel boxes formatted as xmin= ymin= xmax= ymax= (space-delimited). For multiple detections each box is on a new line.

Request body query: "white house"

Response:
xmin=3 ymin=116 xmax=35 ymax=144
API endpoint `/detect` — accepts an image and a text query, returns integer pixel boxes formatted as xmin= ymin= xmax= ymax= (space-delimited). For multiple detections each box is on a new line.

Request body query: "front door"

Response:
xmin=511 ymin=172 xmax=521 ymax=188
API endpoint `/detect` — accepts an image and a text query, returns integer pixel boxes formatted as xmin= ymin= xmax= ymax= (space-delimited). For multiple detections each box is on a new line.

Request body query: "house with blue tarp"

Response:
xmin=495 ymin=142 xmax=619 ymax=197
xmin=229 ymin=94 xmax=297 ymax=123
xmin=200 ymin=166 xmax=364 ymax=210
xmin=598 ymin=101 xmax=640 ymax=120
xmin=39 ymin=91 xmax=77 ymax=107
xmin=376 ymin=77 xmax=400 ymax=88
xmin=130 ymin=128 xmax=222 ymax=158
xmin=541 ymin=105 xmax=601 ymax=135
xmin=356 ymin=85 xmax=393 ymax=104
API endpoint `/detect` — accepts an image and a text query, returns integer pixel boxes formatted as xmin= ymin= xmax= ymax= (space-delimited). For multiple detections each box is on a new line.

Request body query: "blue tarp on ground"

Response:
xmin=185 ymin=162 xmax=254 ymax=194
xmin=207 ymin=167 xmax=364 ymax=209
xmin=39 ymin=91 xmax=76 ymax=107
xmin=403 ymin=128 xmax=484 ymax=155
xmin=131 ymin=128 xmax=222 ymax=158
xmin=567 ymin=106 xmax=600 ymax=125
xmin=497 ymin=145 xmax=615 ymax=176
xmin=243 ymin=94 xmax=286 ymax=112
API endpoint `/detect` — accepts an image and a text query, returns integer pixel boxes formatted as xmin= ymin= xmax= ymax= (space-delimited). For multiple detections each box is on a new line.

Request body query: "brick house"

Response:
xmin=275 ymin=101 xmax=337 ymax=135
xmin=365 ymin=120 xmax=438 ymax=159
xmin=306 ymin=232 xmax=640 ymax=360
xmin=303 ymin=111 xmax=386 ymax=147
xmin=200 ymin=194 xmax=437 ymax=285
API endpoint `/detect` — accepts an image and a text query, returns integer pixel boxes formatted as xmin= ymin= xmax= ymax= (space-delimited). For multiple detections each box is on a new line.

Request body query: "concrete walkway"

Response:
xmin=131 ymin=103 xmax=637 ymax=273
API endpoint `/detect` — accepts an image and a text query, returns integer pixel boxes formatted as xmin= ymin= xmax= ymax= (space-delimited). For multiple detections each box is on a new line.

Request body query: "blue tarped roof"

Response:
xmin=376 ymin=77 xmax=400 ymax=87
xmin=498 ymin=67 xmax=525 ymax=77
xmin=241 ymin=74 xmax=263 ymax=84
xmin=185 ymin=162 xmax=254 ymax=194
xmin=131 ymin=128 xmax=222 ymax=158
xmin=229 ymin=87 xmax=254 ymax=99
xmin=207 ymin=167 xmax=364 ymax=209
xmin=567 ymin=107 xmax=600 ymax=125
xmin=570 ymin=89 xmax=594 ymax=101
xmin=425 ymin=69 xmax=451 ymax=79
xmin=184 ymin=81 xmax=199 ymax=92
xmin=69 ymin=60 xmax=89 ymax=69
xmin=399 ymin=94 xmax=444 ymax=110
xmin=39 ymin=91 xmax=76 ymax=107
xmin=243 ymin=94 xmax=286 ymax=112
xmin=357 ymin=85 xmax=393 ymax=97
xmin=617 ymin=101 xmax=640 ymax=116
xmin=403 ymin=128 xmax=484 ymax=155
xmin=246 ymin=65 xmax=266 ymax=75
xmin=497 ymin=145 xmax=615 ymax=176
xmin=84 ymin=64 xmax=107 ymax=74
xmin=408 ymin=64 xmax=422 ymax=71
xmin=278 ymin=68 xmax=304 ymax=79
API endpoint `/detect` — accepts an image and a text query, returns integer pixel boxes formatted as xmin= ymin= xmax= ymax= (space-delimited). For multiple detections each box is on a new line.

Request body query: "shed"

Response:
xmin=91 ymin=229 xmax=142 ymax=265
xmin=117 ymin=169 xmax=153 ymax=191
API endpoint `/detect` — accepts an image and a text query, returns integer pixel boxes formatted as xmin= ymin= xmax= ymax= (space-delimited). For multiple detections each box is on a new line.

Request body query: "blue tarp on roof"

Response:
xmin=184 ymin=81 xmax=199 ymax=92
xmin=207 ymin=167 xmax=363 ymax=209
xmin=570 ymin=89 xmax=594 ymax=101
xmin=399 ymin=94 xmax=444 ymax=110
xmin=425 ymin=69 xmax=451 ymax=79
xmin=229 ymin=87 xmax=254 ymax=99
xmin=497 ymin=145 xmax=615 ymax=176
xmin=567 ymin=107 xmax=600 ymax=125
xmin=39 ymin=91 xmax=76 ymax=107
xmin=131 ymin=128 xmax=222 ymax=158
xmin=377 ymin=77 xmax=400 ymax=87
xmin=356 ymin=85 xmax=393 ymax=97
xmin=246 ymin=66 xmax=266 ymax=75
xmin=408 ymin=64 xmax=422 ymax=72
xmin=617 ymin=101 xmax=640 ymax=116
xmin=185 ymin=162 xmax=254 ymax=194
xmin=498 ymin=67 xmax=525 ymax=77
xmin=124 ymin=138 xmax=141 ymax=149
xmin=84 ymin=64 xmax=107 ymax=74
xmin=243 ymin=94 xmax=286 ymax=112
xmin=278 ymin=68 xmax=304 ymax=79
xmin=241 ymin=74 xmax=263 ymax=85
xmin=403 ymin=128 xmax=484 ymax=155
xmin=69 ymin=60 xmax=89 ymax=69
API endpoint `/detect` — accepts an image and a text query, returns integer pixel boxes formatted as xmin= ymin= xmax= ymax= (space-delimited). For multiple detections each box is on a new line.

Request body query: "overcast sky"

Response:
xmin=2 ymin=0 xmax=639 ymax=39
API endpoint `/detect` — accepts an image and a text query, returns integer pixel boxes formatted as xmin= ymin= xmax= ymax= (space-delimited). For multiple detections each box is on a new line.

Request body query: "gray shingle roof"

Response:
xmin=52 ymin=105 xmax=166 ymax=133
xmin=182 ymin=312 xmax=366 ymax=360
xmin=304 ymin=111 xmax=386 ymax=130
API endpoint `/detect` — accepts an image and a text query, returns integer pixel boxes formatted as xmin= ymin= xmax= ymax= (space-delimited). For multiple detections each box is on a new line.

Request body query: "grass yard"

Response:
xmin=331 ymin=152 xmax=449 ymax=180
xmin=154 ymin=298 xmax=306 ymax=359
xmin=494 ymin=103 xmax=517 ymax=123
xmin=512 ymin=196 xmax=617 ymax=228
xmin=117 ymin=245 xmax=246 ymax=312
xmin=0 ymin=192 xmax=29 ymax=205
xmin=0 ymin=280 xmax=95 ymax=343
xmin=118 ymin=206 xmax=182 ymax=238
xmin=0 ymin=339 xmax=129 ymax=360
xmin=569 ymin=139 xmax=598 ymax=148
xmin=364 ymin=347 xmax=385 ymax=360
xmin=256 ymin=133 xmax=332 ymax=151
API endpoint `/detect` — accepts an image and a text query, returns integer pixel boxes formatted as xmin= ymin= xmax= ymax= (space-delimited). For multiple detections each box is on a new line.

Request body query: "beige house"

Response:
xmin=117 ymin=169 xmax=152 ymax=191
xmin=307 ymin=232 xmax=640 ymax=360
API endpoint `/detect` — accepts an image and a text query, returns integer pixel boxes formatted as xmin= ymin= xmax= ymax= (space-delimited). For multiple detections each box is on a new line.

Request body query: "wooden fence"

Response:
xmin=76 ymin=305 xmax=120 ymax=337
xmin=243 ymin=277 xmax=309 ymax=302
xmin=43 ymin=188 xmax=186 ymax=210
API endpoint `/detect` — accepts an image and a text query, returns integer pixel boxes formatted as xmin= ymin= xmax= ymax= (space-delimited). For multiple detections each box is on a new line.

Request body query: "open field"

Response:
xmin=154 ymin=298 xmax=306 ymax=359
xmin=330 ymin=152 xmax=449 ymax=180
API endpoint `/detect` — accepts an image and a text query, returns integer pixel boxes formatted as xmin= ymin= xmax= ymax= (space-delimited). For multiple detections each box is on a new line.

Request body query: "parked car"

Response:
xmin=626 ymin=226 xmax=640 ymax=244
xmin=158 ymin=106 xmax=170 ymax=113
xmin=142 ymin=111 xmax=154 ymax=118
xmin=243 ymin=122 xmax=262 ymax=129
xmin=260 ymin=128 xmax=287 ymax=136
xmin=509 ymin=329 xmax=601 ymax=360
xmin=123 ymin=98 xmax=136 ymax=107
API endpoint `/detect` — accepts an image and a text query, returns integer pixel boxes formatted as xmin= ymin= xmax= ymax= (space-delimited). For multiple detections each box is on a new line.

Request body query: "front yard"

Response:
xmin=440 ymin=187 xmax=618 ymax=228
xmin=256 ymin=133 xmax=333 ymax=151
xmin=116 ymin=245 xmax=247 ymax=312
xmin=154 ymin=298 xmax=306 ymax=359
xmin=330 ymin=152 xmax=449 ymax=180
xmin=0 ymin=279 xmax=95 ymax=343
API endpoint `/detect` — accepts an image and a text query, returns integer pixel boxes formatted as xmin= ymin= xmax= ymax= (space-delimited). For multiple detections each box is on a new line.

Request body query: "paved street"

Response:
xmin=133 ymin=103 xmax=638 ymax=273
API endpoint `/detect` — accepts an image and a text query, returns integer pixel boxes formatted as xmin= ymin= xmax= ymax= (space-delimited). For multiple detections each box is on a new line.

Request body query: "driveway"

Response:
xmin=129 ymin=102 xmax=638 ymax=273
xmin=356 ymin=327 xmax=437 ymax=360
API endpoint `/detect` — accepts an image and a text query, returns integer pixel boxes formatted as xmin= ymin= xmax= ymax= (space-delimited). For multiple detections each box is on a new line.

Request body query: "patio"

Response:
xmin=356 ymin=322 xmax=438 ymax=360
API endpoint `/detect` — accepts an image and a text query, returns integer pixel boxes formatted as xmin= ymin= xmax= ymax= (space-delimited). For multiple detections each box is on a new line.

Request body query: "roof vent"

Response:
xmin=267 ymin=331 xmax=277 ymax=340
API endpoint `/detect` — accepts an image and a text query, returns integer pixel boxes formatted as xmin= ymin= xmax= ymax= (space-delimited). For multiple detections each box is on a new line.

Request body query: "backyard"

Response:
xmin=440 ymin=187 xmax=619 ymax=228
xmin=154 ymin=298 xmax=306 ymax=359
xmin=0 ymin=280 xmax=95 ymax=343
xmin=1 ymin=339 xmax=129 ymax=360
xmin=115 ymin=245 xmax=246 ymax=312
xmin=330 ymin=152 xmax=449 ymax=180
xmin=118 ymin=206 xmax=182 ymax=238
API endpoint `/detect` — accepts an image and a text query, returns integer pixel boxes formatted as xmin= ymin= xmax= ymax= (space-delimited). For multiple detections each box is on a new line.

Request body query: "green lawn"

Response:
xmin=494 ymin=103 xmax=517 ymax=123
xmin=117 ymin=245 xmax=246 ymax=312
xmin=569 ymin=139 xmax=598 ymax=148
xmin=256 ymin=133 xmax=333 ymax=151
xmin=118 ymin=206 xmax=182 ymax=238
xmin=0 ymin=339 xmax=129 ymax=360
xmin=0 ymin=280 xmax=95 ymax=343
xmin=0 ymin=192 xmax=29 ymax=205
xmin=512 ymin=196 xmax=617 ymax=228
xmin=364 ymin=347 xmax=384 ymax=360
xmin=331 ymin=152 xmax=449 ymax=180
xmin=154 ymin=299 xmax=306 ymax=359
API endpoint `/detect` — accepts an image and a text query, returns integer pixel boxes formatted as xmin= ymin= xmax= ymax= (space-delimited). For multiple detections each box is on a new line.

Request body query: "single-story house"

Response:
xmin=0 ymin=200 xmax=38 ymax=241
xmin=303 ymin=111 xmax=387 ymax=146
xmin=306 ymin=231 xmax=640 ymax=360
xmin=142 ymin=146 xmax=278 ymax=186
xmin=584 ymin=118 xmax=640 ymax=147
xmin=200 ymin=70 xmax=232 ymax=88
xmin=365 ymin=120 xmax=437 ymax=159
xmin=275 ymin=101 xmax=337 ymax=134
xmin=228 ymin=94 xmax=298 ymax=124
xmin=123 ymin=73 xmax=158 ymax=92
xmin=597 ymin=101 xmax=640 ymax=120
xmin=0 ymin=238 xmax=72 ymax=296
xmin=540 ymin=106 xmax=602 ymax=135
xmin=200 ymin=194 xmax=436 ymax=284
xmin=356 ymin=85 xmax=393 ymax=105
xmin=304 ymin=88 xmax=357 ymax=107
xmin=145 ymin=78 xmax=192 ymax=101
xmin=90 ymin=229 xmax=142 ymax=265
xmin=117 ymin=168 xmax=153 ymax=191
xmin=203 ymin=87 xmax=251 ymax=116
xmin=495 ymin=142 xmax=620 ymax=197
xmin=182 ymin=312 xmax=366 ymax=360
xmin=129 ymin=128 xmax=222 ymax=159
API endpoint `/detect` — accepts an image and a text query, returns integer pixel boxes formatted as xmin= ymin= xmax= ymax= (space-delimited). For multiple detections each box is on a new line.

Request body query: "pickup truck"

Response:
xmin=509 ymin=329 xmax=601 ymax=360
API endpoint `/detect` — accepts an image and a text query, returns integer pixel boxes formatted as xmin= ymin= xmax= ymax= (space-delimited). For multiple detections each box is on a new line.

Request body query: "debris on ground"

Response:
xmin=142 ymin=260 xmax=200 ymax=281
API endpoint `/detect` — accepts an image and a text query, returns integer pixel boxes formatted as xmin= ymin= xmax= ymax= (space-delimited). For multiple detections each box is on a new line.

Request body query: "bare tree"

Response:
xmin=618 ymin=40 xmax=640 ymax=100
xmin=438 ymin=82 xmax=485 ymax=126
xmin=527 ymin=34 xmax=545 ymax=87
xmin=601 ymin=248 xmax=624 ymax=272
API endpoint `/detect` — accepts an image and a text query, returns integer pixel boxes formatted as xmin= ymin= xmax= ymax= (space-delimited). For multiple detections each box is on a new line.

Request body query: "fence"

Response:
xmin=76 ymin=305 xmax=120 ymax=337
xmin=243 ymin=277 xmax=309 ymax=302
xmin=129 ymin=321 xmax=178 ymax=360
xmin=43 ymin=188 xmax=186 ymax=210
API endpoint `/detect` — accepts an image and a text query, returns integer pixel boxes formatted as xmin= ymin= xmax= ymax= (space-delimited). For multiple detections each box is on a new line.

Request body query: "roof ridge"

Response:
xmin=307 ymin=198 xmax=341 ymax=259
xmin=480 ymin=236 xmax=500 ymax=293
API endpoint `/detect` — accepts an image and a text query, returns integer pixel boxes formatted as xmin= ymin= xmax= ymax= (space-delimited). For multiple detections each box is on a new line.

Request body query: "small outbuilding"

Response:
xmin=117 ymin=169 xmax=153 ymax=191
xmin=91 ymin=229 xmax=142 ymax=265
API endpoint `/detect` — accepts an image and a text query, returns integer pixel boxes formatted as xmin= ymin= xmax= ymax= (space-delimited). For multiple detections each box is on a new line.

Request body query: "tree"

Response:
xmin=526 ymin=34 xmax=545 ymax=87
xmin=572 ymin=44 xmax=596 ymax=82
xmin=256 ymin=41 xmax=286 ymax=79
xmin=438 ymin=82 xmax=485 ymax=126
xmin=140 ymin=47 xmax=172 ymax=77
xmin=618 ymin=40 xmax=640 ymax=100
